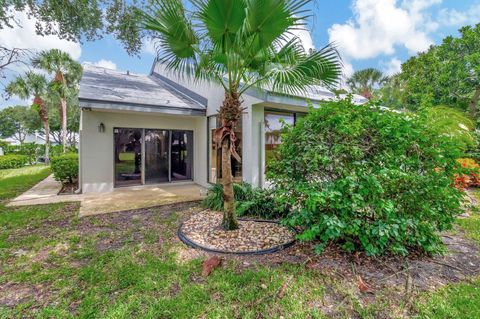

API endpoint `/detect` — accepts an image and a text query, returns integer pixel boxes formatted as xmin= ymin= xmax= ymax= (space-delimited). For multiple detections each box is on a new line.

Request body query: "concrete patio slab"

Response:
xmin=8 ymin=175 xmax=207 ymax=216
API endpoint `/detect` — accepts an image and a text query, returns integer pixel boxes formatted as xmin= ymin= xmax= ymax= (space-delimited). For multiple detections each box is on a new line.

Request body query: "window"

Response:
xmin=264 ymin=110 xmax=306 ymax=168
xmin=208 ymin=115 xmax=243 ymax=184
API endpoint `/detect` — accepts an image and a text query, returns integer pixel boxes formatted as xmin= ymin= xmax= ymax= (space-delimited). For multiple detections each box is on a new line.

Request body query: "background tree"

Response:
xmin=377 ymin=74 xmax=405 ymax=110
xmin=399 ymin=24 xmax=480 ymax=116
xmin=0 ymin=1 xmax=146 ymax=56
xmin=47 ymin=95 xmax=80 ymax=146
xmin=6 ymin=72 xmax=50 ymax=163
xmin=33 ymin=49 xmax=82 ymax=152
xmin=138 ymin=0 xmax=341 ymax=230
xmin=346 ymin=68 xmax=388 ymax=99
xmin=0 ymin=105 xmax=40 ymax=143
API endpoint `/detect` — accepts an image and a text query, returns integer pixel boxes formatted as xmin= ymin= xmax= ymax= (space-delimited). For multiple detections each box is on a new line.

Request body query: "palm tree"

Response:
xmin=347 ymin=68 xmax=388 ymax=99
xmin=33 ymin=49 xmax=82 ymax=153
xmin=138 ymin=0 xmax=341 ymax=230
xmin=6 ymin=72 xmax=51 ymax=164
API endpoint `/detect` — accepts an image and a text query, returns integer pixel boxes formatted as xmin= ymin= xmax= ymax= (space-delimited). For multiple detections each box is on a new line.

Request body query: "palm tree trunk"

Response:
xmin=60 ymin=97 xmax=67 ymax=152
xmin=218 ymin=92 xmax=243 ymax=231
xmin=43 ymin=120 xmax=50 ymax=165
xmin=221 ymin=137 xmax=238 ymax=230
xmin=35 ymin=95 xmax=50 ymax=165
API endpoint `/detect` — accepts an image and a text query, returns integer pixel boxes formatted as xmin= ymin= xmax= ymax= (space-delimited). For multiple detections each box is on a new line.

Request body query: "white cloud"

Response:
xmin=382 ymin=57 xmax=402 ymax=75
xmin=142 ymin=38 xmax=158 ymax=56
xmin=0 ymin=10 xmax=81 ymax=60
xmin=286 ymin=27 xmax=315 ymax=52
xmin=84 ymin=59 xmax=117 ymax=70
xmin=438 ymin=3 xmax=480 ymax=27
xmin=328 ymin=0 xmax=440 ymax=60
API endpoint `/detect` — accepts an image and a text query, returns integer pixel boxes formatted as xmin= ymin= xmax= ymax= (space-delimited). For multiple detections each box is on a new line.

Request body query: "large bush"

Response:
xmin=3 ymin=142 xmax=41 ymax=164
xmin=268 ymin=99 xmax=464 ymax=256
xmin=0 ymin=154 xmax=29 ymax=169
xmin=50 ymin=153 xmax=78 ymax=185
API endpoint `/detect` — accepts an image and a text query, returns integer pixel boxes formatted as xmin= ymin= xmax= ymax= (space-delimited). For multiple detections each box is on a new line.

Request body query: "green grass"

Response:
xmin=0 ymin=167 xmax=479 ymax=318
xmin=412 ymin=188 xmax=480 ymax=319
xmin=0 ymin=165 xmax=51 ymax=202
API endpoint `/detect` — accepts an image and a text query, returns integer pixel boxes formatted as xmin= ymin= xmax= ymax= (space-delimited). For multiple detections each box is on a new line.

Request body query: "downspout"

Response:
xmin=75 ymin=108 xmax=83 ymax=194
xmin=259 ymin=119 xmax=265 ymax=188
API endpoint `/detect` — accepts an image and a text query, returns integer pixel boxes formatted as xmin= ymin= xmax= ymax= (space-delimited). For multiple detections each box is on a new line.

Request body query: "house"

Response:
xmin=78 ymin=61 xmax=367 ymax=193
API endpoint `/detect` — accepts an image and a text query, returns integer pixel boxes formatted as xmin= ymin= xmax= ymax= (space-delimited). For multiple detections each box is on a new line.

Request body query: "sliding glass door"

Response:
xmin=114 ymin=128 xmax=193 ymax=187
xmin=171 ymin=130 xmax=193 ymax=181
xmin=144 ymin=129 xmax=169 ymax=184
xmin=114 ymin=128 xmax=143 ymax=187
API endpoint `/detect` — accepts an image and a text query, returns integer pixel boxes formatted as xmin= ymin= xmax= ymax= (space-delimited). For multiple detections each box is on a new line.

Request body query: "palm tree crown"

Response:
xmin=138 ymin=0 xmax=342 ymax=230
xmin=347 ymin=68 xmax=388 ymax=99
xmin=32 ymin=49 xmax=82 ymax=152
xmin=138 ymin=0 xmax=342 ymax=97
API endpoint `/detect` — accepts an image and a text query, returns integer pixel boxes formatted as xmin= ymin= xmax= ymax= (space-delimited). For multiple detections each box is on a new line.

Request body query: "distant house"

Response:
xmin=3 ymin=132 xmax=47 ymax=146
xmin=78 ymin=62 xmax=367 ymax=193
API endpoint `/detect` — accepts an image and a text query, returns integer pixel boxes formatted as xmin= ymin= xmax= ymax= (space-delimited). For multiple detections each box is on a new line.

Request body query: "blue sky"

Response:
xmin=1 ymin=0 xmax=480 ymax=108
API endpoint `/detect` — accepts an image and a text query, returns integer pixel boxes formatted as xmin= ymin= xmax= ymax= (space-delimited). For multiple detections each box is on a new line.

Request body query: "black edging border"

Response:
xmin=177 ymin=214 xmax=297 ymax=255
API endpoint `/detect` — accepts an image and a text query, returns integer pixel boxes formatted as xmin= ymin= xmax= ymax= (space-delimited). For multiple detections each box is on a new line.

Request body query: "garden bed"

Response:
xmin=179 ymin=210 xmax=296 ymax=254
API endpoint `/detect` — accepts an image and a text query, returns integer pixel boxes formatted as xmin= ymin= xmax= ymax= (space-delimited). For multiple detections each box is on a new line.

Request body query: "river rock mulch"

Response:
xmin=179 ymin=210 xmax=296 ymax=253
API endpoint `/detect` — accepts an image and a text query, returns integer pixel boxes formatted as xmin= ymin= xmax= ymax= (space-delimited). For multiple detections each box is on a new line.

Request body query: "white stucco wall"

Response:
xmin=80 ymin=109 xmax=207 ymax=193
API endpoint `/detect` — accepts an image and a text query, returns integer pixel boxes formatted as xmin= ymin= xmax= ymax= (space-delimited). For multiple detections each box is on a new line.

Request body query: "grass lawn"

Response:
xmin=0 ymin=165 xmax=51 ymax=203
xmin=0 ymin=166 xmax=479 ymax=318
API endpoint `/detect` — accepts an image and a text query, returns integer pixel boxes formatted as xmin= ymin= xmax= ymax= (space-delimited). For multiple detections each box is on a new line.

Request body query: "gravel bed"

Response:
xmin=179 ymin=210 xmax=296 ymax=253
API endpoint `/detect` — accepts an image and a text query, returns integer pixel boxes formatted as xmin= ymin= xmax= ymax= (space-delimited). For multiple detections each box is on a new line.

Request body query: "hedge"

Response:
xmin=0 ymin=154 xmax=29 ymax=169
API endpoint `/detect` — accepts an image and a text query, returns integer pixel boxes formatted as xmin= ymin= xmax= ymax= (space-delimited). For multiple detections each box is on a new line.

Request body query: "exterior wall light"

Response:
xmin=98 ymin=122 xmax=105 ymax=133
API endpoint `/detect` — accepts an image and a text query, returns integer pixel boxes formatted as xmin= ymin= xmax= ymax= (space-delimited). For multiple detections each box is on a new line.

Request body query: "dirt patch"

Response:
xmin=0 ymin=283 xmax=49 ymax=307
xmin=58 ymin=182 xmax=78 ymax=195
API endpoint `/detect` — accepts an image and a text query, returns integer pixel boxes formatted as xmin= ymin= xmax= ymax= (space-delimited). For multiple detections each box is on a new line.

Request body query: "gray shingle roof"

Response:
xmin=79 ymin=65 xmax=206 ymax=115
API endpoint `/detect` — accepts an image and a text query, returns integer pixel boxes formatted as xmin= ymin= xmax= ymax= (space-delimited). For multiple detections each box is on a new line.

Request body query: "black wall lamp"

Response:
xmin=98 ymin=122 xmax=105 ymax=133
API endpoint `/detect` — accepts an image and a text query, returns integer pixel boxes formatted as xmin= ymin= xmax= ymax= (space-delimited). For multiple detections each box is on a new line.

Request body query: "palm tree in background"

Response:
xmin=347 ymin=68 xmax=388 ymax=99
xmin=6 ymin=72 xmax=51 ymax=164
xmin=33 ymin=49 xmax=82 ymax=153
xmin=138 ymin=0 xmax=342 ymax=230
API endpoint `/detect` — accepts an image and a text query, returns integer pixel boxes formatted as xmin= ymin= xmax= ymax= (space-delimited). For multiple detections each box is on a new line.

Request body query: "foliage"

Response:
xmin=267 ymin=99 xmax=464 ymax=256
xmin=138 ymin=0 xmax=341 ymax=230
xmin=397 ymin=24 xmax=480 ymax=115
xmin=421 ymin=106 xmax=477 ymax=152
xmin=0 ymin=105 xmax=40 ymax=143
xmin=50 ymin=153 xmax=78 ymax=185
xmin=49 ymin=144 xmax=77 ymax=158
xmin=347 ymin=68 xmax=388 ymax=99
xmin=0 ymin=154 xmax=28 ymax=169
xmin=2 ymin=142 xmax=42 ymax=165
xmin=202 ymin=183 xmax=287 ymax=219
xmin=33 ymin=49 xmax=82 ymax=151
xmin=5 ymin=71 xmax=51 ymax=163
xmin=0 ymin=1 xmax=146 ymax=56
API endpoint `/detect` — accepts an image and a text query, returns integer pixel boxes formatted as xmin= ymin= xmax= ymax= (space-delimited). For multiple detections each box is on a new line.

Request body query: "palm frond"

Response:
xmin=137 ymin=0 xmax=199 ymax=76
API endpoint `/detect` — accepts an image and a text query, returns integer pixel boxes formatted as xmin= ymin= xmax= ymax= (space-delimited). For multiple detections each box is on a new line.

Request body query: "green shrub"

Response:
xmin=50 ymin=153 xmax=78 ymax=185
xmin=4 ymin=142 xmax=41 ymax=164
xmin=268 ymin=99 xmax=464 ymax=256
xmin=0 ymin=154 xmax=29 ymax=169
xmin=50 ymin=144 xmax=78 ymax=158
xmin=202 ymin=183 xmax=287 ymax=219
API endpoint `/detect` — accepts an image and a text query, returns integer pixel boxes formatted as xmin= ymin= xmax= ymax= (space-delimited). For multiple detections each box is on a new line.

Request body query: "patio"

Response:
xmin=7 ymin=174 xmax=206 ymax=216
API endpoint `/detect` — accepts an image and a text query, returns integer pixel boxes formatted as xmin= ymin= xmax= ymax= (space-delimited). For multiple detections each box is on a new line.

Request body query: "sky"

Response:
xmin=1 ymin=0 xmax=480 ymax=108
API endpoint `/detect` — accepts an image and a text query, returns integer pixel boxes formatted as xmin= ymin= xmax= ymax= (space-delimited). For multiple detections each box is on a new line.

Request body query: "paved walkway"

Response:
xmin=8 ymin=175 xmax=207 ymax=217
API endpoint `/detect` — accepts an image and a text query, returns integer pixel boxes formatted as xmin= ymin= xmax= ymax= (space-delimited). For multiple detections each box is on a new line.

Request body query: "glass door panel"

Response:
xmin=114 ymin=128 xmax=142 ymax=187
xmin=145 ymin=129 xmax=169 ymax=184
xmin=171 ymin=130 xmax=193 ymax=181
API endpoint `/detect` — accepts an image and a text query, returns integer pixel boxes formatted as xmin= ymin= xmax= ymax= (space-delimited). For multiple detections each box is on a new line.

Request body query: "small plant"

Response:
xmin=50 ymin=153 xmax=78 ymax=185
xmin=202 ymin=183 xmax=287 ymax=219
xmin=268 ymin=99 xmax=464 ymax=256
xmin=0 ymin=154 xmax=29 ymax=169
